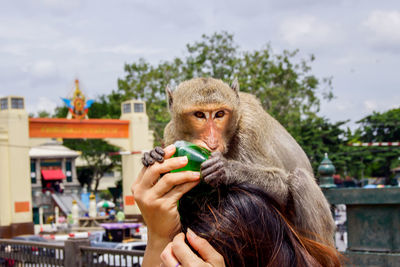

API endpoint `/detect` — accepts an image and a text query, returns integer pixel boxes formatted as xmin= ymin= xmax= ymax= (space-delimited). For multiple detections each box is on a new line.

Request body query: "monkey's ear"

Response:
xmin=231 ymin=77 xmax=240 ymax=95
xmin=166 ymin=85 xmax=173 ymax=110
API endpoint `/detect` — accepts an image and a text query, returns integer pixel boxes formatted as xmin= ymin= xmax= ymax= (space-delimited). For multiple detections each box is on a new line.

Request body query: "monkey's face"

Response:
xmin=183 ymin=104 xmax=233 ymax=153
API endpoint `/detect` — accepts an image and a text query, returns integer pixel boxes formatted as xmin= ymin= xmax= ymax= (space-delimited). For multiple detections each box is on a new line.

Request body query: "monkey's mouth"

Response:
xmin=191 ymin=140 xmax=223 ymax=153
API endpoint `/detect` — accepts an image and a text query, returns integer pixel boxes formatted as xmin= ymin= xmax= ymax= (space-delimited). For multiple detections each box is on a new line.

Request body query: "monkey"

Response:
xmin=142 ymin=77 xmax=335 ymax=247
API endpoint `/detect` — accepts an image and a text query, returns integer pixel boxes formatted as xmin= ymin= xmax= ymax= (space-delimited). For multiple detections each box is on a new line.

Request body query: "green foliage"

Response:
xmin=99 ymin=189 xmax=113 ymax=201
xmin=28 ymin=110 xmax=52 ymax=118
xmin=62 ymin=138 xmax=120 ymax=193
xmin=347 ymin=108 xmax=400 ymax=179
xmin=297 ymin=117 xmax=349 ymax=175
xmin=76 ymin=166 xmax=93 ymax=188
xmin=53 ymin=106 xmax=68 ymax=118
xmin=237 ymin=48 xmax=333 ymax=134
xmin=37 ymin=110 xmax=51 ymax=118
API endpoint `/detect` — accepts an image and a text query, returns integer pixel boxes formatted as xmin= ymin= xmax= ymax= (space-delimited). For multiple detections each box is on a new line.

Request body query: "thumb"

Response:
xmin=186 ymin=228 xmax=225 ymax=266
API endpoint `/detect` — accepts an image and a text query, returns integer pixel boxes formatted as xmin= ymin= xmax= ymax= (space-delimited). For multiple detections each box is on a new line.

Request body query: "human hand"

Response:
xmin=160 ymin=229 xmax=225 ymax=267
xmin=132 ymin=144 xmax=201 ymax=242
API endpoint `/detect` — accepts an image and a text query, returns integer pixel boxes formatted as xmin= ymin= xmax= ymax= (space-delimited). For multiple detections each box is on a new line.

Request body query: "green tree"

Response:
xmin=349 ymin=108 xmax=400 ymax=180
xmin=63 ymin=139 xmax=120 ymax=193
xmin=297 ymin=117 xmax=349 ymax=174
xmin=28 ymin=110 xmax=52 ymax=118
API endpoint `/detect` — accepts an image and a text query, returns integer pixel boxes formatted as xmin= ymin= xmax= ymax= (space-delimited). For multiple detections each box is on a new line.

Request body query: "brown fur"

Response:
xmin=164 ymin=77 xmax=335 ymax=247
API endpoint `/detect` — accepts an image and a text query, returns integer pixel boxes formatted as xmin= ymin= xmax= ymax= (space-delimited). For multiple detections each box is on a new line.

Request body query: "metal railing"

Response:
xmin=0 ymin=239 xmax=145 ymax=266
xmin=0 ymin=239 xmax=65 ymax=266
xmin=80 ymin=246 xmax=144 ymax=267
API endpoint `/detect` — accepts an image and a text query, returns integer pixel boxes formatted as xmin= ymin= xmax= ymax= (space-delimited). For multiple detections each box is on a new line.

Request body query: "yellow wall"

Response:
xmin=0 ymin=97 xmax=32 ymax=225
xmin=0 ymin=128 xmax=11 ymax=226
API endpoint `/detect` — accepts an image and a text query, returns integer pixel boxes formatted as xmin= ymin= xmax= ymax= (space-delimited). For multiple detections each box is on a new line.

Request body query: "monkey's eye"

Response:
xmin=215 ymin=110 xmax=225 ymax=118
xmin=194 ymin=111 xmax=206 ymax=118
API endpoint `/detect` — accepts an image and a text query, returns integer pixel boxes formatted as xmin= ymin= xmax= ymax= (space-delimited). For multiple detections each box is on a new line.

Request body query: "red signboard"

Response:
xmin=29 ymin=118 xmax=129 ymax=139
xmin=41 ymin=169 xmax=66 ymax=180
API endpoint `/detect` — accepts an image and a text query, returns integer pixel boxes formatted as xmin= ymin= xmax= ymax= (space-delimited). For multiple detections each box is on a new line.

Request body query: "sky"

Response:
xmin=1 ymin=0 xmax=399 ymax=128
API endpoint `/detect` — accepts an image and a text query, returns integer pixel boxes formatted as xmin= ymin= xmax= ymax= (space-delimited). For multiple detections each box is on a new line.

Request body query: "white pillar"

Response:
xmin=71 ymin=200 xmax=79 ymax=225
xmin=39 ymin=207 xmax=43 ymax=227
xmin=54 ymin=206 xmax=59 ymax=227
xmin=89 ymin=193 xmax=97 ymax=218
xmin=108 ymin=100 xmax=154 ymax=216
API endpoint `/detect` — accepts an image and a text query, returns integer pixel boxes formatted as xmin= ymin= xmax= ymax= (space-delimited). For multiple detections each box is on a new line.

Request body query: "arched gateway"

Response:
xmin=0 ymin=95 xmax=153 ymax=238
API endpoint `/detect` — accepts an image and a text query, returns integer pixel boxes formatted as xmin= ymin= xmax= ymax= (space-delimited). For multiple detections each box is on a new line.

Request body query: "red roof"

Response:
xmin=41 ymin=169 xmax=66 ymax=180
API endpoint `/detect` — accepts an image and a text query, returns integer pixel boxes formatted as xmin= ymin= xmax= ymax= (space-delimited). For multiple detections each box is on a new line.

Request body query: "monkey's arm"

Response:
xmin=201 ymin=152 xmax=290 ymax=205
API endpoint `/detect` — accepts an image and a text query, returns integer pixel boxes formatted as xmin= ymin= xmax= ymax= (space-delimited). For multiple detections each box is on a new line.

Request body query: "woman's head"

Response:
xmin=179 ymin=183 xmax=340 ymax=267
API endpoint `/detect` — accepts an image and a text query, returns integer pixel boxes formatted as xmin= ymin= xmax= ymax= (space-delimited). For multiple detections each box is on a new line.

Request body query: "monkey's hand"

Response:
xmin=141 ymin=146 xmax=165 ymax=167
xmin=201 ymin=151 xmax=230 ymax=187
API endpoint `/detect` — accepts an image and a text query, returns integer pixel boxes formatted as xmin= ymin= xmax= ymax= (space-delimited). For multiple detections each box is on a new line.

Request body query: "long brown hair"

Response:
xmin=179 ymin=183 xmax=341 ymax=267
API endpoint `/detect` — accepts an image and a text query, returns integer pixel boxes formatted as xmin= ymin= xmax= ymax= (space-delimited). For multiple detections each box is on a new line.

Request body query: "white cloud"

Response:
xmin=363 ymin=10 xmax=400 ymax=49
xmin=28 ymin=60 xmax=58 ymax=78
xmin=35 ymin=0 xmax=83 ymax=14
xmin=97 ymin=44 xmax=163 ymax=56
xmin=27 ymin=96 xmax=57 ymax=115
xmin=363 ymin=100 xmax=378 ymax=111
xmin=0 ymin=44 xmax=27 ymax=56
xmin=279 ymin=15 xmax=339 ymax=47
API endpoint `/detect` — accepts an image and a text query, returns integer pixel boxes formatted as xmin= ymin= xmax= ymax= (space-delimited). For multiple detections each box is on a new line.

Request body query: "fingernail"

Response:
xmin=187 ymin=228 xmax=197 ymax=239
xmin=192 ymin=172 xmax=200 ymax=179
xmin=165 ymin=144 xmax=175 ymax=153
xmin=180 ymin=156 xmax=188 ymax=163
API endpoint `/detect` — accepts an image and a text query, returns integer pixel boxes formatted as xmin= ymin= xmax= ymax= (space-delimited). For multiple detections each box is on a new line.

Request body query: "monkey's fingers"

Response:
xmin=142 ymin=152 xmax=155 ymax=167
xmin=200 ymin=156 xmax=222 ymax=170
xmin=150 ymin=147 xmax=165 ymax=163
xmin=203 ymin=169 xmax=226 ymax=187
xmin=201 ymin=160 xmax=224 ymax=178
xmin=141 ymin=157 xmax=149 ymax=167
xmin=155 ymin=146 xmax=165 ymax=156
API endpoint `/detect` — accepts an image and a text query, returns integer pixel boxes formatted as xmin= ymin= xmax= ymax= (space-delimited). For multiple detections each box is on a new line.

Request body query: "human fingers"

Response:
xmin=186 ymin=228 xmax=225 ymax=266
xmin=163 ymin=144 xmax=176 ymax=159
xmin=136 ymin=144 xmax=174 ymax=186
xmin=160 ymin=242 xmax=180 ymax=267
xmin=170 ymin=233 xmax=205 ymax=266
xmin=143 ymin=156 xmax=188 ymax=188
xmin=153 ymin=171 xmax=200 ymax=197
xmin=162 ymin=179 xmax=201 ymax=203
xmin=131 ymin=166 xmax=146 ymax=192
